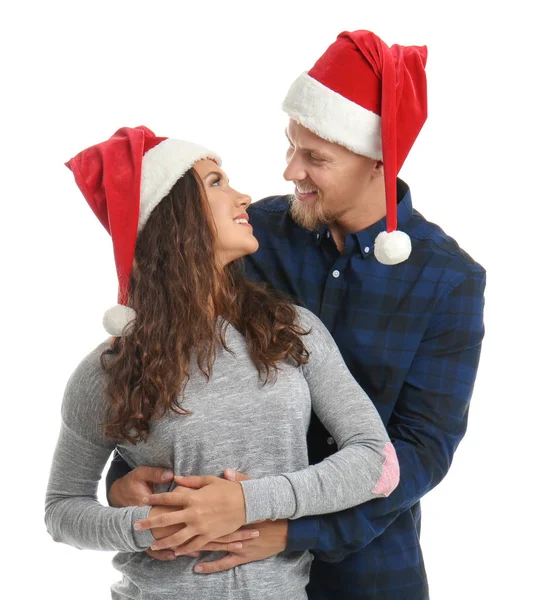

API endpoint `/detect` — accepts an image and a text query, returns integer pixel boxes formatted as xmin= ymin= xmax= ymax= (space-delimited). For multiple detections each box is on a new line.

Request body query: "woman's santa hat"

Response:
xmin=65 ymin=126 xmax=221 ymax=336
xmin=283 ymin=30 xmax=428 ymax=265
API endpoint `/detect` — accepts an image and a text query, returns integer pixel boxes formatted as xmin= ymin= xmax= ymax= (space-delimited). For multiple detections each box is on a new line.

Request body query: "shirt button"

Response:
xmin=332 ymin=270 xmax=340 ymax=278
xmin=327 ymin=437 xmax=335 ymax=445
xmin=316 ymin=233 xmax=320 ymax=239
xmin=364 ymin=246 xmax=370 ymax=253
xmin=326 ymin=231 xmax=331 ymax=238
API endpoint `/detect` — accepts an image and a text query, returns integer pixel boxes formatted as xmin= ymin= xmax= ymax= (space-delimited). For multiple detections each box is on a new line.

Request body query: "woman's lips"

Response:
xmin=233 ymin=220 xmax=253 ymax=229
xmin=233 ymin=214 xmax=252 ymax=228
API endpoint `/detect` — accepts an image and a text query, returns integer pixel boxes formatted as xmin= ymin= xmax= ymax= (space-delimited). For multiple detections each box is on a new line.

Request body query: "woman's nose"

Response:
xmin=237 ymin=191 xmax=251 ymax=209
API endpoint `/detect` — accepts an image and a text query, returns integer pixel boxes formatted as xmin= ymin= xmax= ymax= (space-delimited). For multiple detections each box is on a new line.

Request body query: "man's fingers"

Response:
xmin=176 ymin=541 xmax=244 ymax=553
xmin=194 ymin=553 xmax=245 ymax=574
xmin=174 ymin=534 xmax=212 ymax=554
xmin=144 ymin=489 xmax=192 ymax=506
xmin=150 ymin=525 xmax=197 ymax=551
xmin=223 ymin=468 xmax=251 ymax=482
xmin=215 ymin=529 xmax=259 ymax=543
xmin=145 ymin=549 xmax=200 ymax=560
xmin=172 ymin=475 xmax=217 ymax=489
xmin=134 ymin=466 xmax=173 ymax=484
xmin=145 ymin=549 xmax=177 ymax=561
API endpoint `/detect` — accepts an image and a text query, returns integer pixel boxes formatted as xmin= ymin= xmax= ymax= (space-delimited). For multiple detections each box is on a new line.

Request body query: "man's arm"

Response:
xmin=106 ymin=450 xmax=133 ymax=505
xmin=106 ymin=451 xmax=175 ymax=508
xmin=286 ymin=271 xmax=486 ymax=561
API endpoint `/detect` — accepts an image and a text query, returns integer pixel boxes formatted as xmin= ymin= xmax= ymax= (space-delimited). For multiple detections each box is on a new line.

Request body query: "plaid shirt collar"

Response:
xmin=314 ymin=179 xmax=413 ymax=258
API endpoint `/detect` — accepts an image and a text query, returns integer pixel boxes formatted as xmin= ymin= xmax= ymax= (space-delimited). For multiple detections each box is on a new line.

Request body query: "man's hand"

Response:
xmin=109 ymin=466 xmax=173 ymax=507
xmin=194 ymin=518 xmax=289 ymax=574
xmin=145 ymin=528 xmax=262 ymax=561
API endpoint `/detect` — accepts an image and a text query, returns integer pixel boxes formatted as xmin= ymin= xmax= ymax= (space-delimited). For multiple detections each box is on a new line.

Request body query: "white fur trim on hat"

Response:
xmin=283 ymin=72 xmax=382 ymax=159
xmin=139 ymin=138 xmax=222 ymax=231
xmin=103 ymin=304 xmax=137 ymax=337
xmin=374 ymin=230 xmax=412 ymax=265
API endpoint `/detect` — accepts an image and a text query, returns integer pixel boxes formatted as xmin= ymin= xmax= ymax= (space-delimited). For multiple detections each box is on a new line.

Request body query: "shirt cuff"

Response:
xmin=131 ymin=505 xmax=156 ymax=550
xmin=286 ymin=516 xmax=321 ymax=552
xmin=240 ymin=476 xmax=297 ymax=523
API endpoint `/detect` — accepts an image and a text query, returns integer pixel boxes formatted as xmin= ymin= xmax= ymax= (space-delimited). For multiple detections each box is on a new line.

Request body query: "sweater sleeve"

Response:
xmin=240 ymin=308 xmax=399 ymax=523
xmin=44 ymin=344 xmax=156 ymax=552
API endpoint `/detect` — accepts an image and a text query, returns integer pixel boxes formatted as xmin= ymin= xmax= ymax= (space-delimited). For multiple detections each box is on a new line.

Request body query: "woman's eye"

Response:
xmin=309 ymin=154 xmax=324 ymax=163
xmin=212 ymin=177 xmax=221 ymax=187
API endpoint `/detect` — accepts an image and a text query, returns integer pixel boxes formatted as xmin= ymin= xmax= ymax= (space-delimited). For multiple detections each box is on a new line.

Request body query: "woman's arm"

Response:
xmin=239 ymin=308 xmax=399 ymax=523
xmin=44 ymin=345 xmax=156 ymax=552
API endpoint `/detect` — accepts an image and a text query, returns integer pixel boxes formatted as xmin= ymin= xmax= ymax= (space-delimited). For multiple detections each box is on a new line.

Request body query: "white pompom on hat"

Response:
xmin=65 ymin=126 xmax=221 ymax=336
xmin=283 ymin=30 xmax=428 ymax=265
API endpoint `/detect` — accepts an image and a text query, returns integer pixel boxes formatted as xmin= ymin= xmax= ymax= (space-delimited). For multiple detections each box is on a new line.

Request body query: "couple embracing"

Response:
xmin=46 ymin=29 xmax=486 ymax=600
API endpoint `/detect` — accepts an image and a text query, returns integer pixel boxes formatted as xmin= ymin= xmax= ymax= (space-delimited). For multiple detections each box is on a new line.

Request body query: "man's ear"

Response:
xmin=374 ymin=160 xmax=385 ymax=178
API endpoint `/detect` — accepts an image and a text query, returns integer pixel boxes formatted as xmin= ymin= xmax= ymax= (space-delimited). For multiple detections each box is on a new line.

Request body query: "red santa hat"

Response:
xmin=283 ymin=30 xmax=428 ymax=265
xmin=65 ymin=125 xmax=221 ymax=336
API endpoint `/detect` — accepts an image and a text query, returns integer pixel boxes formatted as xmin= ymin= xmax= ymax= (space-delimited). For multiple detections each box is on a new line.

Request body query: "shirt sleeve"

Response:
xmin=105 ymin=449 xmax=134 ymax=505
xmin=286 ymin=271 xmax=486 ymax=561
xmin=239 ymin=308 xmax=399 ymax=523
xmin=44 ymin=346 xmax=156 ymax=552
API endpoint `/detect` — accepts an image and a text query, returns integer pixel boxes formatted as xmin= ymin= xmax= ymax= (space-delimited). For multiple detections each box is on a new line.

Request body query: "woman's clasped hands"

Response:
xmin=134 ymin=475 xmax=249 ymax=555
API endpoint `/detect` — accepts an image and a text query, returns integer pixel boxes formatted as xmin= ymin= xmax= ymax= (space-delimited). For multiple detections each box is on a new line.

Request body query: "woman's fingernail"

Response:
xmin=134 ymin=523 xmax=142 ymax=530
xmin=251 ymin=531 xmax=260 ymax=537
xmin=234 ymin=542 xmax=243 ymax=549
xmin=141 ymin=497 xmax=150 ymax=504
xmin=194 ymin=565 xmax=204 ymax=573
xmin=151 ymin=544 xmax=159 ymax=551
xmin=162 ymin=469 xmax=173 ymax=480
xmin=167 ymin=554 xmax=177 ymax=561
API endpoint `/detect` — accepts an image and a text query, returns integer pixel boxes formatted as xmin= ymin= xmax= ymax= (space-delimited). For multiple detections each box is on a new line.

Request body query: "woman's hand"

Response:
xmin=148 ymin=505 xmax=184 ymax=540
xmin=145 ymin=501 xmax=259 ymax=560
xmin=135 ymin=476 xmax=246 ymax=553
xmin=144 ymin=468 xmax=258 ymax=561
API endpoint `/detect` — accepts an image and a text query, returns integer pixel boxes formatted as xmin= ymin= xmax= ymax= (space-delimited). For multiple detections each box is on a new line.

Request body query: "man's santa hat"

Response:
xmin=283 ymin=30 xmax=428 ymax=265
xmin=65 ymin=126 xmax=221 ymax=336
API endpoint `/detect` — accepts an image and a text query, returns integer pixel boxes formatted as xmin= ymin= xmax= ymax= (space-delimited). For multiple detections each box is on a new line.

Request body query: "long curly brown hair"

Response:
xmin=100 ymin=168 xmax=310 ymax=444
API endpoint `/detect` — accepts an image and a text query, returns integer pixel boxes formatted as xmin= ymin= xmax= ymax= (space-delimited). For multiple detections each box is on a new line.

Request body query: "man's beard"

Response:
xmin=289 ymin=193 xmax=334 ymax=231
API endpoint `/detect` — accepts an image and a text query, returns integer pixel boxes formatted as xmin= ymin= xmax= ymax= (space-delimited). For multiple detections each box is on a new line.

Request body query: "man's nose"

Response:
xmin=283 ymin=154 xmax=307 ymax=182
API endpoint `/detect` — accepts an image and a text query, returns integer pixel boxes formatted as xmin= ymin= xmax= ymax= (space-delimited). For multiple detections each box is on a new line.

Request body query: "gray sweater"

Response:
xmin=45 ymin=307 xmax=398 ymax=600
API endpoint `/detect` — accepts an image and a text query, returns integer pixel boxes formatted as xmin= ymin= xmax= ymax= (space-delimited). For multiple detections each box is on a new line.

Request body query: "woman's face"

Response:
xmin=194 ymin=159 xmax=259 ymax=266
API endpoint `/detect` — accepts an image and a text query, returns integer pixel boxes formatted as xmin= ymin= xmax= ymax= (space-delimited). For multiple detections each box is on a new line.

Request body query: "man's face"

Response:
xmin=283 ymin=119 xmax=381 ymax=231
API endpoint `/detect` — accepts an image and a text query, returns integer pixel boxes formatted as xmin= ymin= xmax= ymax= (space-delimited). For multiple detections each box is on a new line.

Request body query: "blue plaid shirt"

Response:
xmin=243 ymin=180 xmax=486 ymax=600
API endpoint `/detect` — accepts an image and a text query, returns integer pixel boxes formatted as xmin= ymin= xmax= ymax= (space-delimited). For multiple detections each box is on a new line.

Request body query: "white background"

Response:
xmin=1 ymin=0 xmax=549 ymax=598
